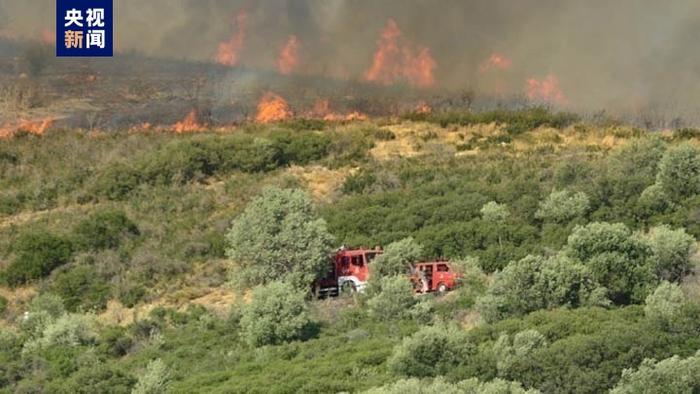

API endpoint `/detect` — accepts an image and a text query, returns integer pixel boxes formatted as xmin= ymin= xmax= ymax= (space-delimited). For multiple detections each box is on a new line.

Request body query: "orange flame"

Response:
xmin=526 ymin=75 xmax=567 ymax=105
xmin=256 ymin=92 xmax=293 ymax=123
xmin=365 ymin=19 xmax=437 ymax=88
xmin=172 ymin=109 xmax=206 ymax=133
xmin=278 ymin=35 xmax=301 ymax=75
xmin=480 ymin=53 xmax=511 ymax=73
xmin=0 ymin=118 xmax=54 ymax=139
xmin=309 ymin=99 xmax=368 ymax=121
xmin=216 ymin=10 xmax=248 ymax=67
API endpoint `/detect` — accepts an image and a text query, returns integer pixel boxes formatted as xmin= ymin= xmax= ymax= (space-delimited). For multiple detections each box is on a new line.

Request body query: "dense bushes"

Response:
xmin=73 ymin=209 xmax=139 ymax=251
xmin=611 ymin=351 xmax=700 ymax=394
xmin=2 ymin=230 xmax=73 ymax=286
xmin=477 ymin=254 xmax=606 ymax=322
xmin=94 ymin=130 xmax=374 ymax=200
xmin=51 ymin=266 xmax=110 ymax=312
xmin=365 ymin=377 xmax=540 ymax=394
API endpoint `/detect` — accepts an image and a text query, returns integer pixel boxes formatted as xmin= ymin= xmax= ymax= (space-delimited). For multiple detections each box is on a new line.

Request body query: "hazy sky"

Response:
xmin=2 ymin=0 xmax=700 ymax=117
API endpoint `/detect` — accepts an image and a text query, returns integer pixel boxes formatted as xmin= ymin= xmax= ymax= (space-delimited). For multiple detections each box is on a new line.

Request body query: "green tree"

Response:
xmin=3 ymin=230 xmax=73 ymax=286
xmin=611 ymin=351 xmax=700 ymax=394
xmin=656 ymin=143 xmax=700 ymax=202
xmin=240 ymin=281 xmax=312 ymax=347
xmin=640 ymin=225 xmax=697 ymax=282
xmin=478 ymin=254 xmax=606 ymax=322
xmin=566 ymin=222 xmax=654 ymax=304
xmin=535 ymin=190 xmax=589 ymax=223
xmin=225 ymin=187 xmax=334 ymax=289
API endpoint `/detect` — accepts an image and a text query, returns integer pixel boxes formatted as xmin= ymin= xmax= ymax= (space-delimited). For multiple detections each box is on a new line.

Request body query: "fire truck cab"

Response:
xmin=410 ymin=261 xmax=460 ymax=293
xmin=315 ymin=247 xmax=382 ymax=296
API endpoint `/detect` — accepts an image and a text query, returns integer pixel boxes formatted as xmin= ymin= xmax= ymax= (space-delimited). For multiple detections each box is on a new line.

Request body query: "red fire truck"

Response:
xmin=315 ymin=246 xmax=382 ymax=296
xmin=315 ymin=247 xmax=461 ymax=296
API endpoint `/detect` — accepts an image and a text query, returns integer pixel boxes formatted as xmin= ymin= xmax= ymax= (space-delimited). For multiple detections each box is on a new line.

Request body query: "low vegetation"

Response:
xmin=0 ymin=111 xmax=697 ymax=392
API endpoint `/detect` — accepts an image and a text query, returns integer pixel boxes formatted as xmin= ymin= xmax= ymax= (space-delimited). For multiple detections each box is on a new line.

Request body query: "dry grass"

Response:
xmin=287 ymin=165 xmax=353 ymax=202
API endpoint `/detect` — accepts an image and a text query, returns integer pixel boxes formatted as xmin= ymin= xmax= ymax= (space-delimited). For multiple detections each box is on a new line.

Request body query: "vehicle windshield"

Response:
xmin=365 ymin=252 xmax=378 ymax=263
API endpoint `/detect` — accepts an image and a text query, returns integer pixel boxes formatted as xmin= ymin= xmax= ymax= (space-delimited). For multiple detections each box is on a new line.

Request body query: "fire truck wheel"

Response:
xmin=341 ymin=281 xmax=357 ymax=295
xmin=437 ymin=283 xmax=448 ymax=293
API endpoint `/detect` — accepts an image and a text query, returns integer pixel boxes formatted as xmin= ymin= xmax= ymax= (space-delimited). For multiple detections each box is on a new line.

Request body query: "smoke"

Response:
xmin=2 ymin=0 xmax=700 ymax=119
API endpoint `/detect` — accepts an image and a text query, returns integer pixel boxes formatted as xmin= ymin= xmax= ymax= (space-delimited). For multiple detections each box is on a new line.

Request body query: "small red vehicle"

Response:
xmin=410 ymin=261 xmax=461 ymax=293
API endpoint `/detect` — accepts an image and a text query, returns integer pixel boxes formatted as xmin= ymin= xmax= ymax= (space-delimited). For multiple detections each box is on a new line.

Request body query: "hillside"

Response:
xmin=0 ymin=111 xmax=698 ymax=393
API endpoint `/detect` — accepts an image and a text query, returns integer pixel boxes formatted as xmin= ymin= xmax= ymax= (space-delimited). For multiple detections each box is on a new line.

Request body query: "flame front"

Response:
xmin=0 ymin=118 xmax=54 ymax=139
xmin=526 ymin=75 xmax=567 ymax=105
xmin=216 ymin=10 xmax=248 ymax=67
xmin=172 ymin=109 xmax=205 ymax=133
xmin=309 ymin=99 xmax=368 ymax=121
xmin=256 ymin=92 xmax=293 ymax=123
xmin=278 ymin=35 xmax=301 ymax=75
xmin=365 ymin=19 xmax=437 ymax=88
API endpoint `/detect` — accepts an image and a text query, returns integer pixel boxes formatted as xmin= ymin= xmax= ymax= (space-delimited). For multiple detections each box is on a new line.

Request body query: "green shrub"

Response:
xmin=478 ymin=254 xmax=607 ymax=322
xmin=535 ymin=190 xmax=589 ymax=223
xmin=644 ymin=281 xmax=687 ymax=330
xmin=51 ymin=266 xmax=110 ymax=312
xmin=132 ymin=359 xmax=170 ymax=394
xmin=387 ymin=324 xmax=470 ymax=377
xmin=656 ymin=143 xmax=700 ymax=202
xmin=23 ymin=313 xmax=97 ymax=354
xmin=118 ymin=284 xmax=147 ymax=308
xmin=3 ymin=230 xmax=73 ymax=286
xmin=640 ymin=225 xmax=696 ymax=282
xmin=493 ymin=330 xmax=549 ymax=378
xmin=611 ymin=351 xmax=700 ymax=394
xmin=370 ymin=237 xmax=424 ymax=279
xmin=0 ymin=295 xmax=7 ymax=315
xmin=364 ymin=377 xmax=540 ymax=394
xmin=367 ymin=275 xmax=416 ymax=321
xmin=226 ymin=187 xmax=334 ymax=289
xmin=240 ymin=281 xmax=313 ymax=347
xmin=94 ymin=163 xmax=142 ymax=200
xmin=342 ymin=169 xmax=377 ymax=194
xmin=73 ymin=209 xmax=139 ymax=251
xmin=481 ymin=201 xmax=510 ymax=224
xmin=269 ymin=130 xmax=331 ymax=165
xmin=566 ymin=222 xmax=655 ymax=304
xmin=48 ymin=361 xmax=136 ymax=394
xmin=404 ymin=108 xmax=579 ymax=135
